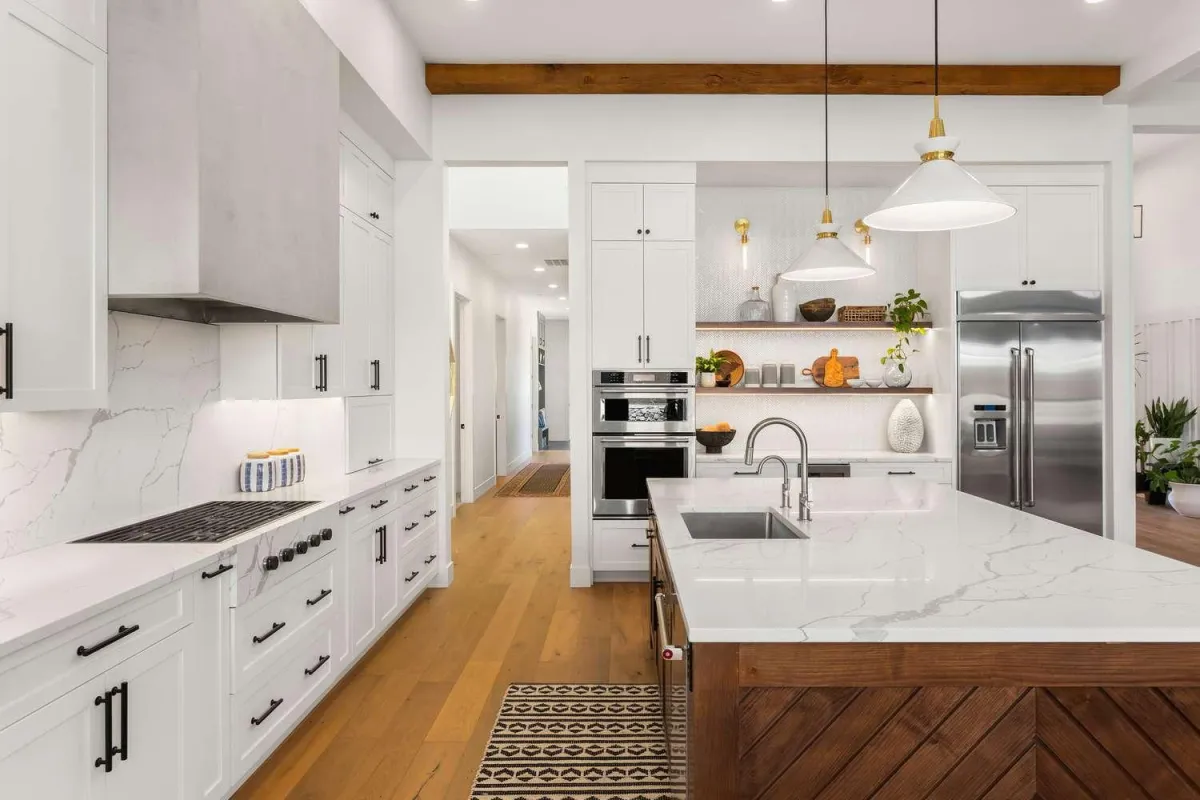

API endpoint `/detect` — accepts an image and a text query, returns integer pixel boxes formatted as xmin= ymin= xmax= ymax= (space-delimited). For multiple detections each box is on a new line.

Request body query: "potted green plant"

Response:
xmin=1146 ymin=439 xmax=1189 ymax=506
xmin=1155 ymin=441 xmax=1200 ymax=516
xmin=881 ymin=289 xmax=928 ymax=388
xmin=1145 ymin=398 xmax=1198 ymax=460
xmin=695 ymin=350 xmax=726 ymax=388
xmin=1135 ymin=419 xmax=1152 ymax=493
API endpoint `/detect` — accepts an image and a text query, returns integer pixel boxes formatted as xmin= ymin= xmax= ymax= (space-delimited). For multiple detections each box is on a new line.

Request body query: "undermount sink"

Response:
xmin=681 ymin=510 xmax=808 ymax=541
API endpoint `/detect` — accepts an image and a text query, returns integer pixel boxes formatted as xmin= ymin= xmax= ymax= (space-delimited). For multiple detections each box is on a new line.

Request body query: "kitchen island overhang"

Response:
xmin=648 ymin=477 xmax=1200 ymax=800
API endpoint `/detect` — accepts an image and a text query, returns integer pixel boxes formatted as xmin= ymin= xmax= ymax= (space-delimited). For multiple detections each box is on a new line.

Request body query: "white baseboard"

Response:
xmin=506 ymin=450 xmax=533 ymax=475
xmin=473 ymin=475 xmax=496 ymax=500
xmin=569 ymin=564 xmax=593 ymax=588
xmin=431 ymin=560 xmax=454 ymax=588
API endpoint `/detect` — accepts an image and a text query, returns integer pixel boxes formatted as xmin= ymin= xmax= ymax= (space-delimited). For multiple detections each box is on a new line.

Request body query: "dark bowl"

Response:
xmin=696 ymin=429 xmax=737 ymax=454
xmin=799 ymin=297 xmax=836 ymax=322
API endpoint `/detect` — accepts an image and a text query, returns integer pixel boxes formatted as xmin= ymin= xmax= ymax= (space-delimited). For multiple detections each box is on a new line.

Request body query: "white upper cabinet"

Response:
xmin=0 ymin=1 xmax=107 ymax=412
xmin=368 ymin=165 xmax=395 ymax=236
xmin=367 ymin=230 xmax=395 ymax=395
xmin=591 ymin=242 xmax=646 ymax=370
xmin=23 ymin=0 xmax=105 ymax=49
xmin=591 ymin=184 xmax=645 ymax=241
xmin=345 ymin=395 xmax=395 ymax=472
xmin=953 ymin=184 xmax=1100 ymax=292
xmin=641 ymin=242 xmax=695 ymax=368
xmin=1026 ymin=186 xmax=1101 ymax=291
xmin=341 ymin=134 xmax=393 ymax=236
xmin=342 ymin=214 xmax=394 ymax=398
xmin=643 ymin=184 xmax=696 ymax=241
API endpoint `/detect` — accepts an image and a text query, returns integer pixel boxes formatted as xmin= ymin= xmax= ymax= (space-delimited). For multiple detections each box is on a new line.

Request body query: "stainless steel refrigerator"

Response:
xmin=957 ymin=291 xmax=1104 ymax=535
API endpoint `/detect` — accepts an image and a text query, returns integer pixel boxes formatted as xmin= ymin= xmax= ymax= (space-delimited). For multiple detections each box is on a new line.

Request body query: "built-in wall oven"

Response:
xmin=592 ymin=370 xmax=694 ymax=518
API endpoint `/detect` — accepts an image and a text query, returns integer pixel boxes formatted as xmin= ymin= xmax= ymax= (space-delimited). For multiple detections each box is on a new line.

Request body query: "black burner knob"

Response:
xmin=294 ymin=540 xmax=309 ymax=555
xmin=320 ymin=528 xmax=333 ymax=541
xmin=308 ymin=533 xmax=322 ymax=548
xmin=262 ymin=555 xmax=280 ymax=571
xmin=279 ymin=547 xmax=295 ymax=563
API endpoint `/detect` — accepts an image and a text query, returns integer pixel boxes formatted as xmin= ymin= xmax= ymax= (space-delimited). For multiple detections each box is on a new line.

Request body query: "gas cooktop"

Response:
xmin=73 ymin=500 xmax=319 ymax=544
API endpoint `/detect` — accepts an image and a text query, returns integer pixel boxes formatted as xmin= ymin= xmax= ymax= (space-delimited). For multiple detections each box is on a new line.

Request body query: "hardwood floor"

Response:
xmin=1137 ymin=495 xmax=1200 ymax=567
xmin=234 ymin=450 xmax=655 ymax=799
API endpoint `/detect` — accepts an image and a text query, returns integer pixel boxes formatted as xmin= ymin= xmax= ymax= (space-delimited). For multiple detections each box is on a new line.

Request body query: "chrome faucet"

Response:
xmin=755 ymin=455 xmax=791 ymax=510
xmin=744 ymin=417 xmax=812 ymax=521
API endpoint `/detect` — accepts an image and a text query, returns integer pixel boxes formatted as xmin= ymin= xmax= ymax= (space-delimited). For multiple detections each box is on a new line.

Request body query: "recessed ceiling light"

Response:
xmin=1084 ymin=0 xmax=1105 ymax=3
xmin=558 ymin=296 xmax=567 ymax=301
xmin=533 ymin=266 xmax=545 ymax=272
xmin=548 ymin=284 xmax=559 ymax=289
xmin=515 ymin=242 xmax=529 ymax=249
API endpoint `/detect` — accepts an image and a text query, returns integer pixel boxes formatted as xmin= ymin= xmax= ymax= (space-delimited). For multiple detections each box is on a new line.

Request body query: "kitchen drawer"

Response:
xmin=232 ymin=619 xmax=336 ymax=781
xmin=400 ymin=491 xmax=439 ymax=546
xmin=233 ymin=553 xmax=336 ymax=691
xmin=850 ymin=461 xmax=952 ymax=484
xmin=0 ymin=575 xmax=192 ymax=730
xmin=337 ymin=482 xmax=400 ymax=533
xmin=592 ymin=519 xmax=652 ymax=572
xmin=400 ymin=530 xmax=438 ymax=604
xmin=233 ymin=505 xmax=336 ymax=606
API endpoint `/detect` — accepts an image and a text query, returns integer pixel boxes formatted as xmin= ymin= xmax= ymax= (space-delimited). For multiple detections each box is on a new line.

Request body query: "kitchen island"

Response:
xmin=647 ymin=476 xmax=1200 ymax=800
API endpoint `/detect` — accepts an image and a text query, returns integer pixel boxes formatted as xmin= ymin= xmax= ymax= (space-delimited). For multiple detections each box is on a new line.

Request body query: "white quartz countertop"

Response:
xmin=695 ymin=450 xmax=949 ymax=464
xmin=0 ymin=458 xmax=439 ymax=659
xmin=648 ymin=477 xmax=1200 ymax=644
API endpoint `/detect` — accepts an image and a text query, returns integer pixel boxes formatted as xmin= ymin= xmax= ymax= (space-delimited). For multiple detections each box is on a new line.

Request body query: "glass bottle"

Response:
xmin=738 ymin=286 xmax=770 ymax=322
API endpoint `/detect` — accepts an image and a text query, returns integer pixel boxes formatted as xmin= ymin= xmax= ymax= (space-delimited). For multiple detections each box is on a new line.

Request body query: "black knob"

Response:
xmin=636 ymin=229 xmax=643 ymax=235
xmin=279 ymin=547 xmax=295 ymax=563
xmin=645 ymin=228 xmax=651 ymax=235
xmin=262 ymin=555 xmax=280 ymax=571
xmin=294 ymin=540 xmax=309 ymax=555
xmin=309 ymin=533 xmax=322 ymax=548
xmin=1030 ymin=279 xmax=1037 ymax=286
xmin=320 ymin=527 xmax=333 ymax=541
xmin=1021 ymin=280 xmax=1029 ymax=286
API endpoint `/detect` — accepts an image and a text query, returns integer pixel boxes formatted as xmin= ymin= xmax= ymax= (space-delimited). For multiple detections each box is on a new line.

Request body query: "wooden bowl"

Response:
xmin=696 ymin=429 xmax=737 ymax=454
xmin=799 ymin=298 xmax=836 ymax=322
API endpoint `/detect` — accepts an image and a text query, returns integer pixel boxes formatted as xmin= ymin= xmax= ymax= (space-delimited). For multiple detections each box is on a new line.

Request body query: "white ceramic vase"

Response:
xmin=887 ymin=399 xmax=925 ymax=454
xmin=699 ymin=372 xmax=717 ymax=388
xmin=1169 ymin=482 xmax=1200 ymax=517
xmin=770 ymin=274 xmax=796 ymax=323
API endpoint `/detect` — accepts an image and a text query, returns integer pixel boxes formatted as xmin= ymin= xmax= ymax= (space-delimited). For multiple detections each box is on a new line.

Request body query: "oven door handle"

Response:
xmin=598 ymin=389 xmax=692 ymax=396
xmin=597 ymin=438 xmax=692 ymax=447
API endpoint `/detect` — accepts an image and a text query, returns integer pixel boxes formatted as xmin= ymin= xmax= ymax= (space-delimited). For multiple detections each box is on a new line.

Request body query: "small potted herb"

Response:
xmin=881 ymin=290 xmax=928 ymax=388
xmin=1145 ymin=398 xmax=1198 ymax=461
xmin=695 ymin=350 xmax=727 ymax=389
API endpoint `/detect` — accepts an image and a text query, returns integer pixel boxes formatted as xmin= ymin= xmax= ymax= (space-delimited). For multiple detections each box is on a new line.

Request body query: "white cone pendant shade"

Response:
xmin=782 ymin=210 xmax=875 ymax=282
xmin=864 ymin=108 xmax=1016 ymax=232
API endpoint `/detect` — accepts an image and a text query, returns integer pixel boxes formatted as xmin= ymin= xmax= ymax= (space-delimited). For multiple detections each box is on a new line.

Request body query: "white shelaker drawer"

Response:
xmin=592 ymin=519 xmax=652 ymax=572
xmin=337 ymin=481 xmax=400 ymax=533
xmin=400 ymin=530 xmax=438 ymax=605
xmin=849 ymin=462 xmax=953 ymax=484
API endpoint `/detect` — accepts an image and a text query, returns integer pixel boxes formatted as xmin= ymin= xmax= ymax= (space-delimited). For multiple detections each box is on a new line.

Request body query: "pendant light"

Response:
xmin=782 ymin=0 xmax=874 ymax=282
xmin=863 ymin=0 xmax=1014 ymax=232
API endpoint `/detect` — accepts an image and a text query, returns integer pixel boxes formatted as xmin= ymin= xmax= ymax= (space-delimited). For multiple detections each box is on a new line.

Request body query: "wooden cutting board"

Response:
xmin=805 ymin=355 xmax=860 ymax=384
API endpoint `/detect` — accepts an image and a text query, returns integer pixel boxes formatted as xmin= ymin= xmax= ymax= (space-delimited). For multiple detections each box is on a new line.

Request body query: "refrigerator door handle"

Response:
xmin=1024 ymin=347 xmax=1036 ymax=508
xmin=1009 ymin=347 xmax=1023 ymax=508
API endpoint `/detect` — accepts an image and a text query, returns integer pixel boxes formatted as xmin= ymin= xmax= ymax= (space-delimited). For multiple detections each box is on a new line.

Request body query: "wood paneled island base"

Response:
xmin=689 ymin=643 xmax=1200 ymax=800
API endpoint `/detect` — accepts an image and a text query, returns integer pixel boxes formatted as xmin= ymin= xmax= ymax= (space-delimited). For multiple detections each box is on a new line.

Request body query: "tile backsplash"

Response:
xmin=0 ymin=313 xmax=345 ymax=557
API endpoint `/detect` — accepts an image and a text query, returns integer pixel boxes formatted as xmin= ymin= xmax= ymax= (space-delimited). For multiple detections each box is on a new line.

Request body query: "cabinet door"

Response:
xmin=276 ymin=325 xmax=319 ymax=400
xmin=591 ymin=184 xmax=644 ymax=241
xmin=342 ymin=213 xmax=374 ymax=396
xmin=347 ymin=522 xmax=379 ymax=655
xmin=104 ymin=630 xmax=188 ymax=800
xmin=0 ymin=4 xmax=107 ymax=411
xmin=0 ymin=674 xmax=106 ymax=800
xmin=340 ymin=137 xmax=372 ymax=221
xmin=376 ymin=512 xmax=401 ymax=625
xmin=591 ymin=241 xmax=646 ymax=370
xmin=368 ymin=164 xmax=394 ymax=235
xmin=23 ymin=0 xmax=105 ymax=49
xmin=312 ymin=324 xmax=344 ymax=397
xmin=642 ymin=242 xmax=694 ymax=368
xmin=1026 ymin=186 xmax=1100 ymax=291
xmin=345 ymin=395 xmax=395 ymax=472
xmin=367 ymin=230 xmax=394 ymax=395
xmin=189 ymin=565 xmax=232 ymax=800
xmin=643 ymin=185 xmax=695 ymax=241
xmin=951 ymin=187 xmax=1027 ymax=291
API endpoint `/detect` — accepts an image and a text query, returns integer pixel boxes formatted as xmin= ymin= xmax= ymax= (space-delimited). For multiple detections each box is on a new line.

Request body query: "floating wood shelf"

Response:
xmin=696 ymin=321 xmax=935 ymax=332
xmin=697 ymin=386 xmax=934 ymax=396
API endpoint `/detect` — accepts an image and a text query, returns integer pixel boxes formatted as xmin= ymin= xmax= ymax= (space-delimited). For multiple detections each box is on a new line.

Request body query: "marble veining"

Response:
xmin=649 ymin=477 xmax=1200 ymax=643
xmin=696 ymin=449 xmax=949 ymax=464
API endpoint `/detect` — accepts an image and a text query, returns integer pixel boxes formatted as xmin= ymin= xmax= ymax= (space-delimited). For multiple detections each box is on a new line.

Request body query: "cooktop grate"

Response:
xmin=73 ymin=500 xmax=319 ymax=544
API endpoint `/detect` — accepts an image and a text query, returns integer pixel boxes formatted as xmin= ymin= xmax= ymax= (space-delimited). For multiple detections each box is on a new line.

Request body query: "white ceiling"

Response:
xmin=393 ymin=0 xmax=1183 ymax=65
xmin=698 ymin=162 xmax=914 ymax=188
xmin=451 ymin=229 xmax=570 ymax=314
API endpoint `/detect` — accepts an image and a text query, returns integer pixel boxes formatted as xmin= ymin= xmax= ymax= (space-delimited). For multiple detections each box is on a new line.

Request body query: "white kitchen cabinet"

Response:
xmin=340 ymin=136 xmax=372 ymax=223
xmin=367 ymin=229 xmax=395 ymax=394
xmin=342 ymin=215 xmax=393 ymax=397
xmin=591 ymin=184 xmax=645 ymax=241
xmin=643 ymin=184 xmax=696 ymax=241
xmin=1026 ymin=186 xmax=1101 ymax=291
xmin=377 ymin=511 xmax=402 ymax=624
xmin=591 ymin=241 xmax=646 ymax=369
xmin=347 ymin=520 xmax=379 ymax=654
xmin=23 ymin=0 xmax=105 ymax=49
xmin=190 ymin=562 xmax=232 ymax=800
xmin=277 ymin=324 xmax=344 ymax=399
xmin=0 ymin=1 xmax=107 ymax=412
xmin=592 ymin=519 xmax=651 ymax=572
xmin=849 ymin=461 xmax=953 ymax=485
xmin=642 ymin=242 xmax=694 ymax=368
xmin=368 ymin=164 xmax=395 ymax=236
xmin=346 ymin=395 xmax=395 ymax=472
xmin=953 ymin=185 xmax=1100 ymax=292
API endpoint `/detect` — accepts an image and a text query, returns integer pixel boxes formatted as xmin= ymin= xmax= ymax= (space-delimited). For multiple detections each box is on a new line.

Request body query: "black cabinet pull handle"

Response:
xmin=202 ymin=563 xmax=233 ymax=580
xmin=404 ymin=522 xmax=418 ymax=531
xmin=888 ymin=471 xmax=917 ymax=476
xmin=339 ymin=505 xmax=356 ymax=515
xmin=95 ymin=690 xmax=113 ymax=771
xmin=251 ymin=698 xmax=284 ymax=726
xmin=0 ymin=323 xmax=11 ymax=400
xmin=252 ymin=621 xmax=286 ymax=645
xmin=370 ymin=359 xmax=381 ymax=391
xmin=424 ymin=554 xmax=437 ymax=565
xmin=370 ymin=499 xmax=389 ymax=509
xmin=404 ymin=570 xmax=419 ymax=583
xmin=77 ymin=624 xmax=140 ymax=657
xmin=631 ymin=543 xmax=650 ymax=549
xmin=368 ymin=458 xmax=384 ymax=465
xmin=114 ymin=682 xmax=128 ymax=763
xmin=404 ymin=484 xmax=418 ymax=492
xmin=306 ymin=588 xmax=333 ymax=607
xmin=423 ymin=476 xmax=436 ymax=483
xmin=304 ymin=655 xmax=331 ymax=677
xmin=423 ymin=510 xmax=436 ymax=518
xmin=637 ymin=335 xmax=642 ymax=364
xmin=315 ymin=354 xmax=322 ymax=391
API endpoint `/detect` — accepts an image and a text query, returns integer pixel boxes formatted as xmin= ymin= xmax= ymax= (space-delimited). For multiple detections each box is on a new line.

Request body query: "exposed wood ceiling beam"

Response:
xmin=426 ymin=64 xmax=1120 ymax=96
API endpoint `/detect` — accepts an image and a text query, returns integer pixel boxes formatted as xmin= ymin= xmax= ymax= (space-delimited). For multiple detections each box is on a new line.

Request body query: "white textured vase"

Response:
xmin=770 ymin=274 xmax=796 ymax=323
xmin=887 ymin=399 xmax=925 ymax=454
xmin=1169 ymin=483 xmax=1200 ymax=518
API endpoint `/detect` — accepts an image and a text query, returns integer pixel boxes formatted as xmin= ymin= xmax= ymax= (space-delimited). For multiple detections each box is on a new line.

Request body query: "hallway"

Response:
xmin=235 ymin=451 xmax=655 ymax=799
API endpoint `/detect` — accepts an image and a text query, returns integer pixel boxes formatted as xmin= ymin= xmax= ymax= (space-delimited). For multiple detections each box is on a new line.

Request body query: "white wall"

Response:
xmin=1134 ymin=136 xmax=1200 ymax=323
xmin=544 ymin=320 xmax=570 ymax=442
xmin=448 ymin=167 xmax=569 ymax=230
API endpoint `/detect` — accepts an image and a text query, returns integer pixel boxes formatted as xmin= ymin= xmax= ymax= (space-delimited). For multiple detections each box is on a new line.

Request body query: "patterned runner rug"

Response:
xmin=470 ymin=684 xmax=675 ymax=800
xmin=495 ymin=463 xmax=571 ymax=498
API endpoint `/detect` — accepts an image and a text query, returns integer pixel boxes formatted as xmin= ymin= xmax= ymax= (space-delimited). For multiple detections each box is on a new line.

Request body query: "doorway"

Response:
xmin=453 ymin=293 xmax=472 ymax=506
xmin=495 ymin=315 xmax=508 ymax=477
xmin=544 ymin=318 xmax=570 ymax=450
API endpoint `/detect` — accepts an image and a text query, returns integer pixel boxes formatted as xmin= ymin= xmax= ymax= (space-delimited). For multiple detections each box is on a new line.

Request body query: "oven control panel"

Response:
xmin=597 ymin=371 xmax=691 ymax=385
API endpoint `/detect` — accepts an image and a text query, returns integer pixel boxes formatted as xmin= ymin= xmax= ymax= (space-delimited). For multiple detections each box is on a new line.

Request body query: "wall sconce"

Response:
xmin=735 ymin=218 xmax=750 ymax=270
xmin=854 ymin=219 xmax=872 ymax=265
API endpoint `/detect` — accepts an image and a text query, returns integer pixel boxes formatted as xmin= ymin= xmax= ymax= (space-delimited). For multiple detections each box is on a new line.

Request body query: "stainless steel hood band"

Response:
xmin=957 ymin=290 xmax=1103 ymax=322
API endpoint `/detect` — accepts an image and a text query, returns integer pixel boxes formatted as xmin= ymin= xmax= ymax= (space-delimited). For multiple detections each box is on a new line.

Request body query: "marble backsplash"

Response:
xmin=0 ymin=313 xmax=346 ymax=557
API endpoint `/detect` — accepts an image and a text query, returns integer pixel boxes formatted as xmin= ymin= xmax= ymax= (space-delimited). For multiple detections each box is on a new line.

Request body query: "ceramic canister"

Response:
xmin=240 ymin=451 xmax=276 ymax=493
xmin=288 ymin=448 xmax=305 ymax=482
xmin=268 ymin=448 xmax=292 ymax=486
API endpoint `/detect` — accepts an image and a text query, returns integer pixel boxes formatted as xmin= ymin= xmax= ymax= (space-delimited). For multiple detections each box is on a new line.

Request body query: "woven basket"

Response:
xmin=837 ymin=305 xmax=888 ymax=323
